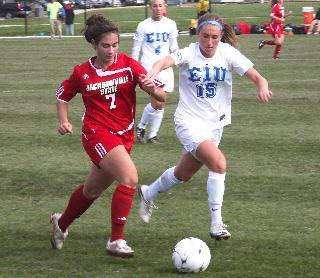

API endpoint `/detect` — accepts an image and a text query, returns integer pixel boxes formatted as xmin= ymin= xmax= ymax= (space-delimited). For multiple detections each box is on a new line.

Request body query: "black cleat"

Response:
xmin=136 ymin=127 xmax=146 ymax=143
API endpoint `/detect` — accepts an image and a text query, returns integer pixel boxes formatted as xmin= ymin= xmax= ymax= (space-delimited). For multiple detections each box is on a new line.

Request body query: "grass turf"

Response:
xmin=0 ymin=6 xmax=319 ymax=277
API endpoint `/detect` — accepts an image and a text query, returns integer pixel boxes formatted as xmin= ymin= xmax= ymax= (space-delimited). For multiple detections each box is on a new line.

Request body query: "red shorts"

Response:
xmin=82 ymin=128 xmax=134 ymax=166
xmin=270 ymin=23 xmax=283 ymax=38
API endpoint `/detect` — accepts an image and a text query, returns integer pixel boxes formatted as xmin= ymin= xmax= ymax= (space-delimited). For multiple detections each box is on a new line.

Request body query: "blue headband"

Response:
xmin=197 ymin=20 xmax=223 ymax=30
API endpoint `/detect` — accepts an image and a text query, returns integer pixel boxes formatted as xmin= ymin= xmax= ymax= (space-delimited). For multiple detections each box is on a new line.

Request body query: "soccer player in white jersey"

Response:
xmin=132 ymin=0 xmax=179 ymax=144
xmin=138 ymin=13 xmax=273 ymax=240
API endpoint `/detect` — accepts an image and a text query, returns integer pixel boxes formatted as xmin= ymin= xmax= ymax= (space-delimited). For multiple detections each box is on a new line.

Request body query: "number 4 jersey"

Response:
xmin=133 ymin=17 xmax=179 ymax=70
xmin=55 ymin=53 xmax=162 ymax=135
xmin=171 ymin=42 xmax=253 ymax=130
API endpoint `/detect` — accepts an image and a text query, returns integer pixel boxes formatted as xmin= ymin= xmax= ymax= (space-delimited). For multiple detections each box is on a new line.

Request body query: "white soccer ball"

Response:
xmin=172 ymin=237 xmax=211 ymax=273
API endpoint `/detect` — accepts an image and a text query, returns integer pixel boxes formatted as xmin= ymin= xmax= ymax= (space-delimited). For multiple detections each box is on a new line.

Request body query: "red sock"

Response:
xmin=58 ymin=185 xmax=95 ymax=232
xmin=264 ymin=40 xmax=275 ymax=45
xmin=111 ymin=184 xmax=135 ymax=241
xmin=273 ymin=45 xmax=282 ymax=59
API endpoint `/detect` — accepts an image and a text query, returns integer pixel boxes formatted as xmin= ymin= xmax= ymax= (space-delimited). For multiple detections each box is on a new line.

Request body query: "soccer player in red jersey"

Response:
xmin=50 ymin=14 xmax=166 ymax=257
xmin=258 ymin=0 xmax=292 ymax=59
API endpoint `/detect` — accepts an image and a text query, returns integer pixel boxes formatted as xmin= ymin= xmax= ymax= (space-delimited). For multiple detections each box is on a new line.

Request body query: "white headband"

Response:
xmin=197 ymin=20 xmax=223 ymax=30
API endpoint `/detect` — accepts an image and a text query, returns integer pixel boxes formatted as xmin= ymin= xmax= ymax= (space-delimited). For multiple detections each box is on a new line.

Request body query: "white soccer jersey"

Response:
xmin=133 ymin=17 xmax=179 ymax=70
xmin=171 ymin=42 xmax=254 ymax=130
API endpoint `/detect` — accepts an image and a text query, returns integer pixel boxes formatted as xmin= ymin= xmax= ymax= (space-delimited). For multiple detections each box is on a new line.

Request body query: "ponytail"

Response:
xmin=197 ymin=12 xmax=239 ymax=49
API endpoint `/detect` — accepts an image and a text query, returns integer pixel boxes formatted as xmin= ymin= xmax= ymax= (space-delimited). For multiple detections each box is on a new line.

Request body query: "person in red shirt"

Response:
xmin=258 ymin=0 xmax=292 ymax=59
xmin=50 ymin=14 xmax=166 ymax=258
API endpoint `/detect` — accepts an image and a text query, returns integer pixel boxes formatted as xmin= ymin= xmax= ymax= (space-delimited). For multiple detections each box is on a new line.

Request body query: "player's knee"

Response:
xmin=120 ymin=174 xmax=138 ymax=189
xmin=211 ymin=159 xmax=227 ymax=174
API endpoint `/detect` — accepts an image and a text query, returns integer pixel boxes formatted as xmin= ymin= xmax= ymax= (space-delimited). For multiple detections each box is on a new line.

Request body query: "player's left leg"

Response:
xmin=147 ymin=68 xmax=172 ymax=144
xmin=99 ymin=145 xmax=137 ymax=257
xmin=207 ymin=171 xmax=231 ymax=240
xmin=195 ymin=130 xmax=231 ymax=240
xmin=147 ymin=97 xmax=166 ymax=144
xmin=273 ymin=35 xmax=284 ymax=59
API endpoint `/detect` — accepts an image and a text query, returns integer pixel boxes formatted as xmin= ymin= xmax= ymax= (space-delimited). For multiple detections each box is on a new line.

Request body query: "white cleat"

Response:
xmin=50 ymin=213 xmax=68 ymax=250
xmin=210 ymin=223 xmax=231 ymax=240
xmin=106 ymin=239 xmax=134 ymax=258
xmin=138 ymin=185 xmax=158 ymax=223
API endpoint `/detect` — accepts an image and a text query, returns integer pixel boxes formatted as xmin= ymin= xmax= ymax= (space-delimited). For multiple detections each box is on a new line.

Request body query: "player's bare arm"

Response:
xmin=271 ymin=15 xmax=284 ymax=22
xmin=56 ymin=100 xmax=73 ymax=135
xmin=285 ymin=11 xmax=293 ymax=17
xmin=138 ymin=75 xmax=167 ymax=102
xmin=270 ymin=14 xmax=284 ymax=22
xmin=245 ymin=67 xmax=273 ymax=103
xmin=146 ymin=56 xmax=176 ymax=81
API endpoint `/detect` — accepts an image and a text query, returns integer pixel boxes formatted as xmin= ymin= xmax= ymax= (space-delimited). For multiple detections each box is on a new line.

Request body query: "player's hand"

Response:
xmin=257 ymin=90 xmax=273 ymax=103
xmin=287 ymin=11 xmax=293 ymax=16
xmin=139 ymin=74 xmax=156 ymax=93
xmin=145 ymin=68 xmax=160 ymax=82
xmin=58 ymin=121 xmax=73 ymax=135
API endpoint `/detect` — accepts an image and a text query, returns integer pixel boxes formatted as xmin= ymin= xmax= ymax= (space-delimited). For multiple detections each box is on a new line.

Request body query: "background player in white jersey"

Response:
xmin=138 ymin=13 xmax=273 ymax=239
xmin=132 ymin=0 xmax=179 ymax=144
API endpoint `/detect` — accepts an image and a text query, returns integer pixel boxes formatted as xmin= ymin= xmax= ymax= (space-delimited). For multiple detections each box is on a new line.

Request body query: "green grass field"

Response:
xmin=1 ymin=4 xmax=320 ymax=277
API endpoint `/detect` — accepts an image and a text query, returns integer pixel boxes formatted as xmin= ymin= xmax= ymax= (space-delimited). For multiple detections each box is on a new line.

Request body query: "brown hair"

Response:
xmin=270 ymin=0 xmax=278 ymax=7
xmin=83 ymin=14 xmax=119 ymax=44
xmin=197 ymin=13 xmax=239 ymax=49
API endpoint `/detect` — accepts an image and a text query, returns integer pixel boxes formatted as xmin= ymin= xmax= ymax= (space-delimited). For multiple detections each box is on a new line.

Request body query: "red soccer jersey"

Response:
xmin=270 ymin=3 xmax=285 ymax=25
xmin=55 ymin=53 xmax=162 ymax=135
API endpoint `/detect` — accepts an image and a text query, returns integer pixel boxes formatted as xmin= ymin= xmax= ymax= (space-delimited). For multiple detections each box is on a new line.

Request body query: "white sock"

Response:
xmin=138 ymin=103 xmax=156 ymax=129
xmin=146 ymin=166 xmax=183 ymax=201
xmin=148 ymin=109 xmax=164 ymax=139
xmin=207 ymin=171 xmax=226 ymax=227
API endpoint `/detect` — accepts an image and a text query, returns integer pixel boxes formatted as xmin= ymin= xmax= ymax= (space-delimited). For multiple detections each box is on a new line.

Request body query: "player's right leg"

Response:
xmin=138 ymin=165 xmax=186 ymax=223
xmin=50 ymin=168 xmax=109 ymax=250
xmin=138 ymin=185 xmax=158 ymax=223
xmin=138 ymin=154 xmax=202 ymax=223
xmin=49 ymin=19 xmax=55 ymax=39
xmin=136 ymin=103 xmax=156 ymax=143
xmin=50 ymin=212 xmax=68 ymax=249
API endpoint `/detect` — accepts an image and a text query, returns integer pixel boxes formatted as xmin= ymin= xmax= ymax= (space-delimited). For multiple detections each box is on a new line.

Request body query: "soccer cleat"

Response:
xmin=138 ymin=185 xmax=158 ymax=223
xmin=136 ymin=127 xmax=146 ymax=143
xmin=210 ymin=223 xmax=231 ymax=240
xmin=258 ymin=40 xmax=265 ymax=49
xmin=50 ymin=213 xmax=68 ymax=250
xmin=106 ymin=239 xmax=134 ymax=258
xmin=147 ymin=136 xmax=161 ymax=144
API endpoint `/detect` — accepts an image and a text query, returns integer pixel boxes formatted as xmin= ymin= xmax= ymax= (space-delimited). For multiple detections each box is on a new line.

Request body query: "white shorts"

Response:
xmin=175 ymin=118 xmax=223 ymax=160
xmin=158 ymin=67 xmax=174 ymax=93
